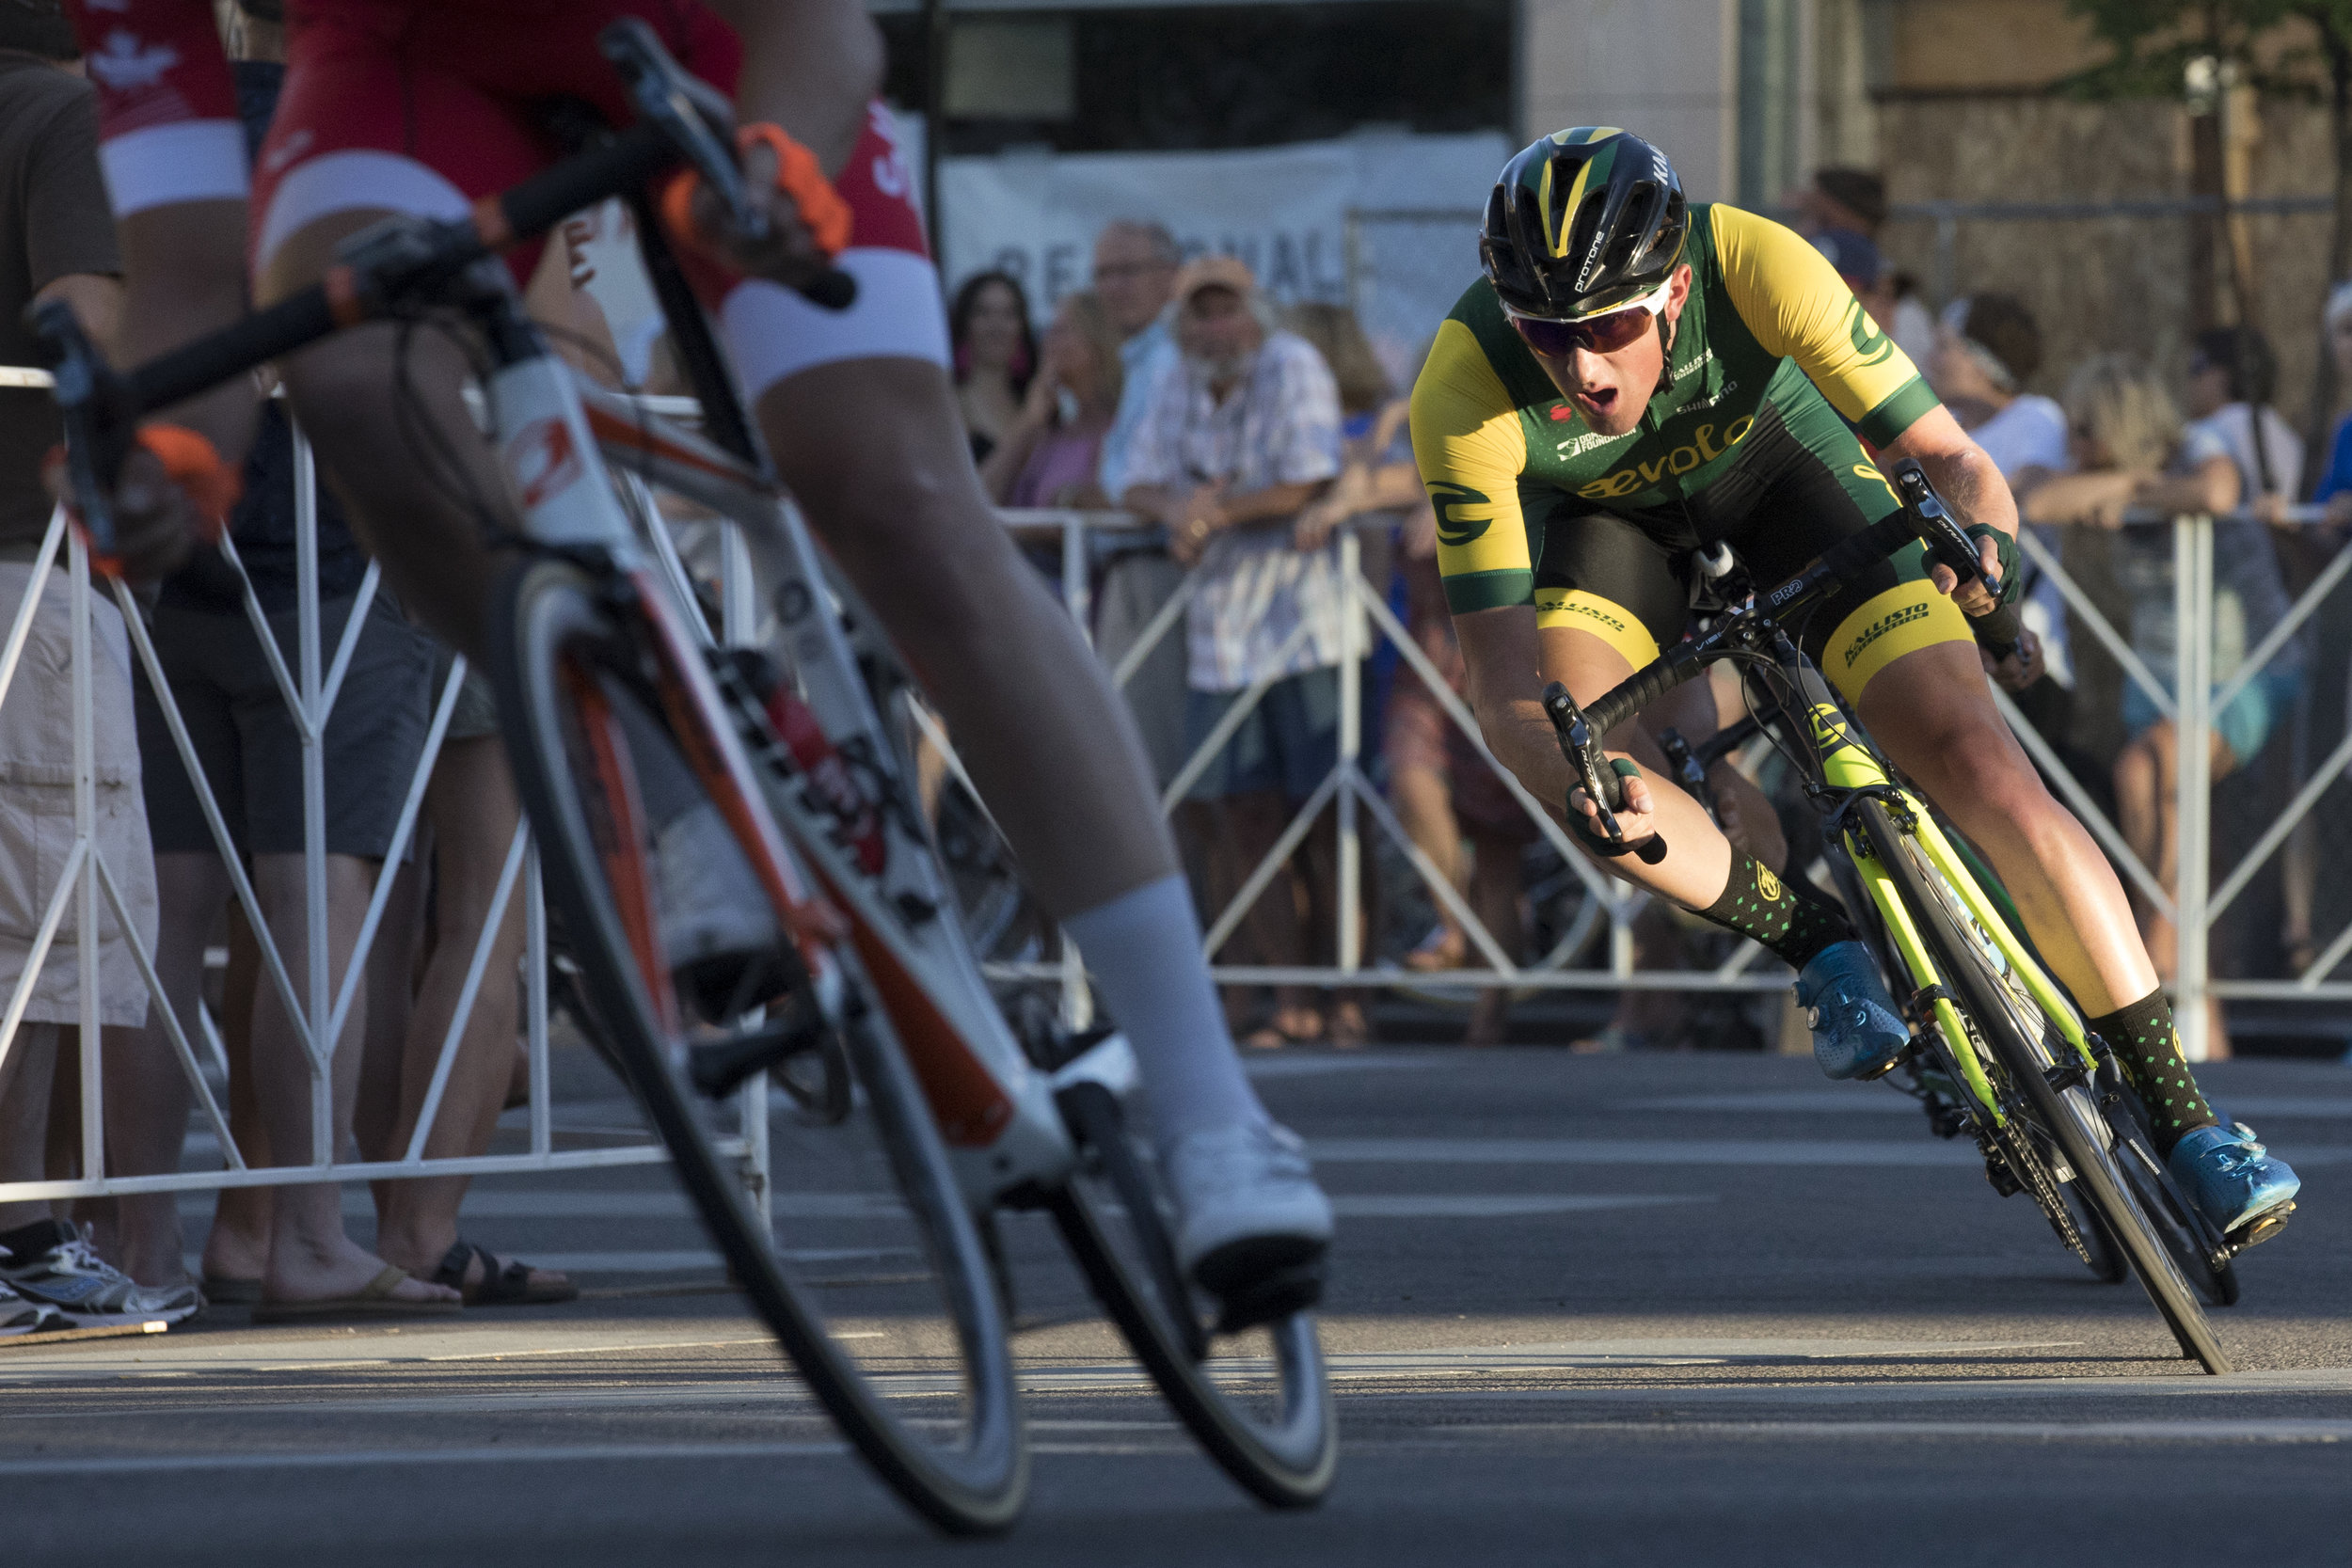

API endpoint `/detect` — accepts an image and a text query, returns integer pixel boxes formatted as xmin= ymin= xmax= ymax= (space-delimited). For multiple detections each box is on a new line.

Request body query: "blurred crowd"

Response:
xmin=943 ymin=164 xmax=2352 ymax=1062
xmin=0 ymin=7 xmax=559 ymax=1335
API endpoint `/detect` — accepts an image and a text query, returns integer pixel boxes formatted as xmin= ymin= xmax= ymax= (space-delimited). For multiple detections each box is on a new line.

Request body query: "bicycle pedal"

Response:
xmin=687 ymin=1012 xmax=828 ymax=1099
xmin=1856 ymin=1046 xmax=1910 ymax=1084
xmin=1212 ymin=1258 xmax=1326 ymax=1337
xmin=2230 ymin=1201 xmax=2295 ymax=1251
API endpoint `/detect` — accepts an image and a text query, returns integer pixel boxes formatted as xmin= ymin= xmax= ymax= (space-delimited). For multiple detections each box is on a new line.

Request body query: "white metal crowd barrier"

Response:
xmin=998 ymin=504 xmax=2352 ymax=1061
xmin=0 ymin=377 xmax=767 ymax=1210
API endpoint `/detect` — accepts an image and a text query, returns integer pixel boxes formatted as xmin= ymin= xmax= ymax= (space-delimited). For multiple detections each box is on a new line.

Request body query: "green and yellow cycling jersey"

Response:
xmin=1411 ymin=202 xmax=1940 ymax=620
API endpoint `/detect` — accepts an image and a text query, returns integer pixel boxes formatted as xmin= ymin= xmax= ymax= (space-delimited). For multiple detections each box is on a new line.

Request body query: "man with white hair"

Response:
xmin=1120 ymin=258 xmax=1347 ymax=1047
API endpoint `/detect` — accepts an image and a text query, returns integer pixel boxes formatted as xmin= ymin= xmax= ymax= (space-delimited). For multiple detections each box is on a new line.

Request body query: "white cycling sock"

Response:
xmin=1058 ymin=875 xmax=1266 ymax=1150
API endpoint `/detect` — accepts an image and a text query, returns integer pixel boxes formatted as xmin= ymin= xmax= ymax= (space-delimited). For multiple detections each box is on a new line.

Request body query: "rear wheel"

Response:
xmin=489 ymin=559 xmax=1028 ymax=1533
xmin=1051 ymin=1082 xmax=1337 ymax=1507
xmin=2100 ymin=1062 xmax=2240 ymax=1307
xmin=1865 ymin=801 xmax=2231 ymax=1373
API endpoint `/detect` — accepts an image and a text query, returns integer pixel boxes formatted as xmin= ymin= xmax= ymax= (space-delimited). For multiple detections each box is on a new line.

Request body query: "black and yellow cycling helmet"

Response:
xmin=1480 ymin=128 xmax=1689 ymax=322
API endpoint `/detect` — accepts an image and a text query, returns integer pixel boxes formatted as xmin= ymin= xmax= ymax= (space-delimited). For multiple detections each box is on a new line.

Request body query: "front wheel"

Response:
xmin=1864 ymin=801 xmax=2232 ymax=1374
xmin=488 ymin=559 xmax=1028 ymax=1533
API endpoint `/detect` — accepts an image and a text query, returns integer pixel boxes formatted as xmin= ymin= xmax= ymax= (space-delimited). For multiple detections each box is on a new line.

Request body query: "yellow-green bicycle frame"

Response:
xmin=1804 ymin=698 xmax=2097 ymax=1123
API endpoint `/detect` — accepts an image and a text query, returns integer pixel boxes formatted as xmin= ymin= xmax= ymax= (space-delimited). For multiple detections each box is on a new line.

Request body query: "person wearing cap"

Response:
xmin=1810 ymin=229 xmax=1899 ymax=357
xmin=1796 ymin=166 xmax=1935 ymax=372
xmin=1120 ymin=257 xmax=1351 ymax=1049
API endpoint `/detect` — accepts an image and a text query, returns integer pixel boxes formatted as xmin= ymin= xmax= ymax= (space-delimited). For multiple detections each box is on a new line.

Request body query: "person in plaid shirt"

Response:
xmin=1120 ymin=257 xmax=1355 ymax=1048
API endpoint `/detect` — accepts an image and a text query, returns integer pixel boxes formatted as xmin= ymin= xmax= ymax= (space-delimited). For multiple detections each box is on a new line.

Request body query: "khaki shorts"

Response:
xmin=0 ymin=563 xmax=159 ymax=1029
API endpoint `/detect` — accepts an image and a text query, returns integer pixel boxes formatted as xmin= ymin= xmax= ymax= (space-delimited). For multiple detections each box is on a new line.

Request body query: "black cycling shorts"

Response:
xmin=1526 ymin=398 xmax=1974 ymax=703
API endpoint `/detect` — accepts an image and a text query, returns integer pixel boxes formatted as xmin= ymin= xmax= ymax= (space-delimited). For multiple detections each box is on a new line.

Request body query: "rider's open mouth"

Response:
xmin=1572 ymin=386 xmax=1618 ymax=417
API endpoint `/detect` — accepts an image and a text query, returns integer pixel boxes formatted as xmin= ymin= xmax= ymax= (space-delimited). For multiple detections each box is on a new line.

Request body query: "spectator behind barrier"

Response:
xmin=340 ymin=231 xmax=591 ymax=1312
xmin=977 ymin=290 xmax=1121 ymax=510
xmin=1793 ymin=166 xmax=1934 ymax=372
xmin=948 ymin=270 xmax=1036 ymax=466
xmin=2026 ymin=355 xmax=2299 ymax=1058
xmin=1092 ymin=220 xmax=1183 ymax=502
xmin=1928 ymin=293 xmax=2075 ymax=714
xmin=119 ymin=32 xmax=459 ymax=1317
xmin=1087 ymin=221 xmax=1192 ymax=841
xmin=0 ymin=8 xmax=196 ymax=1332
xmin=2183 ymin=325 xmax=2322 ymax=981
xmin=1120 ymin=258 xmax=1350 ymax=1049
xmin=2303 ymin=281 xmax=2352 ymax=526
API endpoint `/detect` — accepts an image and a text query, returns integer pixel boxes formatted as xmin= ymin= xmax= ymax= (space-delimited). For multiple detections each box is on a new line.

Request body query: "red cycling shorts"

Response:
xmin=71 ymin=0 xmax=947 ymax=397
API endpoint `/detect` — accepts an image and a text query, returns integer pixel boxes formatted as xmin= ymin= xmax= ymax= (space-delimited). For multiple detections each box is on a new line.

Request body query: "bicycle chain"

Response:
xmin=1994 ymin=1114 xmax=2093 ymax=1266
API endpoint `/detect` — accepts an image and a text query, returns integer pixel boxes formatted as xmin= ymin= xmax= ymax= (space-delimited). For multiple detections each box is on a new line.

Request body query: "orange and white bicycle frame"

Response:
xmin=494 ymin=352 xmax=1078 ymax=1204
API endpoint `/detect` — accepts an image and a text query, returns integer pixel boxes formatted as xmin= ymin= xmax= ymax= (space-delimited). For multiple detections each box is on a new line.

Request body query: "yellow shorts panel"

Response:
xmin=1820 ymin=578 xmax=1975 ymax=703
xmin=1533 ymin=588 xmax=1661 ymax=671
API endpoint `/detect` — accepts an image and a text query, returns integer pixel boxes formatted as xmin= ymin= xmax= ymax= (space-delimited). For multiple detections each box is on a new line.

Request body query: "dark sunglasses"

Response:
xmin=1508 ymin=304 xmax=1656 ymax=357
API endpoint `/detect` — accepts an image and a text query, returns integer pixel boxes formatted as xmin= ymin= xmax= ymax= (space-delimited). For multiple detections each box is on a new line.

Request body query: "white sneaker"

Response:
xmin=1164 ymin=1120 xmax=1334 ymax=1297
xmin=0 ymin=1279 xmax=66 ymax=1338
xmin=0 ymin=1220 xmax=200 ymax=1327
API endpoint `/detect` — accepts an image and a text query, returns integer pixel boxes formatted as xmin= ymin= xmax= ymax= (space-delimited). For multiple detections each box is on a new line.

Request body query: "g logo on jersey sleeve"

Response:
xmin=1429 ymin=481 xmax=1495 ymax=547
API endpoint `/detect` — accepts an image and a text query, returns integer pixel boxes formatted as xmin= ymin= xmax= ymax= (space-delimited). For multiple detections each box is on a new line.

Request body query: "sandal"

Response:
xmin=430 ymin=1239 xmax=579 ymax=1307
xmin=1243 ymin=1005 xmax=1324 ymax=1051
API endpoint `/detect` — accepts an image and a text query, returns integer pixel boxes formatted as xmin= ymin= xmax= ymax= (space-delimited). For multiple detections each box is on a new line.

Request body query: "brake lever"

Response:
xmin=600 ymin=19 xmax=855 ymax=310
xmin=30 ymin=299 xmax=135 ymax=564
xmin=1890 ymin=457 xmax=2002 ymax=603
xmin=1541 ymin=681 xmax=1623 ymax=835
xmin=602 ymin=20 xmax=755 ymax=231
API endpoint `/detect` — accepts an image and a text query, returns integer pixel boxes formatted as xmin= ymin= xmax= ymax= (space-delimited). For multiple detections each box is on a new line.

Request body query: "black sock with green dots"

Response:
xmin=1698 ymin=850 xmax=1854 ymax=971
xmin=2086 ymin=988 xmax=2217 ymax=1156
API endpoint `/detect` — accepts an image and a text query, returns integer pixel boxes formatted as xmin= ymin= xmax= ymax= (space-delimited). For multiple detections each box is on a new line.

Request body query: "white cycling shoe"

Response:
xmin=1164 ymin=1120 xmax=1334 ymax=1319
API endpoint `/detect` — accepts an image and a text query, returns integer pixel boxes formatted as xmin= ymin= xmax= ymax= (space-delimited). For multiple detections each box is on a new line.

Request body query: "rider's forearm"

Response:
xmin=1909 ymin=439 xmax=2016 ymax=540
xmin=1472 ymin=689 xmax=1575 ymax=813
xmin=1455 ymin=605 xmax=1572 ymax=811
xmin=706 ymin=0 xmax=882 ymax=174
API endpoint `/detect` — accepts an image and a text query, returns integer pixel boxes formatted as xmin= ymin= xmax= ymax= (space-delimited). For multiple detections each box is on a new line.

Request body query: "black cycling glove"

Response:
xmin=1964 ymin=523 xmax=2024 ymax=606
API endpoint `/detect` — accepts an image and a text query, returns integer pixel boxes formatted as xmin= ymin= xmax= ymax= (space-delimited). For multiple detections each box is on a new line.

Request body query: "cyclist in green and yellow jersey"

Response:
xmin=1411 ymin=128 xmax=2297 ymax=1240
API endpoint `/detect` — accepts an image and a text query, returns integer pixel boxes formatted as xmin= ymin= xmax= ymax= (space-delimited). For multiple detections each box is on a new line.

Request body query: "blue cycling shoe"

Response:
xmin=2167 ymin=1124 xmax=2300 ymax=1242
xmin=1796 ymin=941 xmax=1909 ymax=1081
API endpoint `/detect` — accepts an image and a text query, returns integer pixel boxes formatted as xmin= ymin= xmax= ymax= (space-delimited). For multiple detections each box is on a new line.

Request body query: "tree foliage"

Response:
xmin=2062 ymin=0 xmax=2352 ymax=101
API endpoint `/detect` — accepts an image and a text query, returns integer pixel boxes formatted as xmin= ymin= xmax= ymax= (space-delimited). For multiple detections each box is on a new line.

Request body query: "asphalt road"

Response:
xmin=5 ymin=1044 xmax=2348 ymax=1566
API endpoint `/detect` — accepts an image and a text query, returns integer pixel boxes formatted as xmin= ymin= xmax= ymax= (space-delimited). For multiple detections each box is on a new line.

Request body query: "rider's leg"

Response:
xmin=751 ymin=356 xmax=1267 ymax=1135
xmin=1537 ymin=624 xmax=1900 ymax=1072
xmin=1856 ymin=641 xmax=2228 ymax=1136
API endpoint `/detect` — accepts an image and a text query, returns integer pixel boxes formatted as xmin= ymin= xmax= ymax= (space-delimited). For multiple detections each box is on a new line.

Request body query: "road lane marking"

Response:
xmin=0 ymin=1442 xmax=852 ymax=1478
xmin=1311 ymin=1137 xmax=1979 ymax=1166
xmin=1311 ymin=1135 xmax=2352 ymax=1167
xmin=1408 ymin=1418 xmax=2352 ymax=1443
xmin=1615 ymin=1092 xmax=2352 ymax=1119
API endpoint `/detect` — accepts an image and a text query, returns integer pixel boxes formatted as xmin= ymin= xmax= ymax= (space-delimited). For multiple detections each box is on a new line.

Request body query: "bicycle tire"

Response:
xmin=2101 ymin=1064 xmax=2241 ymax=1307
xmin=488 ymin=559 xmax=1028 ymax=1533
xmin=1862 ymin=800 xmax=2232 ymax=1373
xmin=1050 ymin=1082 xmax=1337 ymax=1508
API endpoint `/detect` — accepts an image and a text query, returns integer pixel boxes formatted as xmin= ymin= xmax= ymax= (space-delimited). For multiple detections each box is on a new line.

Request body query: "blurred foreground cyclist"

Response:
xmin=62 ymin=0 xmax=1330 ymax=1315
